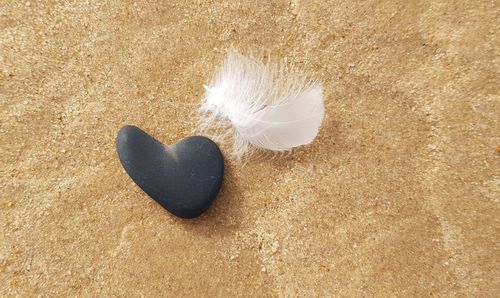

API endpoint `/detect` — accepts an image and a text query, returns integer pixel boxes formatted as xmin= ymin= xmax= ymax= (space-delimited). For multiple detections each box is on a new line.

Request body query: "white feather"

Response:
xmin=198 ymin=50 xmax=324 ymax=159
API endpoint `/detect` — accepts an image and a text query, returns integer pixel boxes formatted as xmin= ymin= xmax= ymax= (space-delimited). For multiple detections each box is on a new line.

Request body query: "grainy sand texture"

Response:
xmin=1 ymin=1 xmax=499 ymax=296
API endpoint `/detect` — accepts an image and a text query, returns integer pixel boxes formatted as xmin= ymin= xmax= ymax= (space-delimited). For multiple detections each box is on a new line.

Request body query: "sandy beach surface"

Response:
xmin=1 ymin=1 xmax=499 ymax=296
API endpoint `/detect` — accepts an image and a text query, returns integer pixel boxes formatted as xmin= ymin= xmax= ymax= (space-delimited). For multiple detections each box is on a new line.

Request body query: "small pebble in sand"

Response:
xmin=116 ymin=125 xmax=224 ymax=218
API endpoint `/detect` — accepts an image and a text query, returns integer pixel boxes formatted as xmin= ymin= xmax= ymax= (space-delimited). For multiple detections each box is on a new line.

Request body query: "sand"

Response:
xmin=1 ymin=0 xmax=499 ymax=296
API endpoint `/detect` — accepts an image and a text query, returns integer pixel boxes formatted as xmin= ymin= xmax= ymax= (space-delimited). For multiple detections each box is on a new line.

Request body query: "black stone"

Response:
xmin=116 ymin=125 xmax=224 ymax=218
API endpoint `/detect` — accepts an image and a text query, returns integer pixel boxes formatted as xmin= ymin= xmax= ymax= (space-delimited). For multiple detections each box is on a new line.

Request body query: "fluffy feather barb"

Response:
xmin=198 ymin=51 xmax=324 ymax=159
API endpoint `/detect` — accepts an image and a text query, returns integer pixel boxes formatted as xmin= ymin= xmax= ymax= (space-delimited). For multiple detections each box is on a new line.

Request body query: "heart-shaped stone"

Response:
xmin=116 ymin=125 xmax=224 ymax=218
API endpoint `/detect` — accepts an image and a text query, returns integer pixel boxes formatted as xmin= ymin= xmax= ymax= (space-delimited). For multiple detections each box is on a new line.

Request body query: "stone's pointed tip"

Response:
xmin=116 ymin=125 xmax=142 ymax=150
xmin=115 ymin=125 xmax=224 ymax=219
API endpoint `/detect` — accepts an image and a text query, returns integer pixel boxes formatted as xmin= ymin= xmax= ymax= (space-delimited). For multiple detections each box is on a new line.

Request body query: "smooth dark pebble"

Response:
xmin=116 ymin=125 xmax=224 ymax=218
